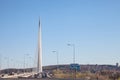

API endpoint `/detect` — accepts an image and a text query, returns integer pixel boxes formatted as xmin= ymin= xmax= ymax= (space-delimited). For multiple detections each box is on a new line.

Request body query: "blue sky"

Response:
xmin=0 ymin=0 xmax=120 ymax=69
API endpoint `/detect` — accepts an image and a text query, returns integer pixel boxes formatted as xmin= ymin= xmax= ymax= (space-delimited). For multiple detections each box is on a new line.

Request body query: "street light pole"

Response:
xmin=0 ymin=54 xmax=1 ymax=74
xmin=73 ymin=44 xmax=75 ymax=64
xmin=67 ymin=43 xmax=76 ymax=80
xmin=23 ymin=55 xmax=25 ymax=74
xmin=29 ymin=56 xmax=33 ymax=72
xmin=67 ymin=44 xmax=75 ymax=63
xmin=24 ymin=54 xmax=29 ymax=74
xmin=5 ymin=57 xmax=9 ymax=74
xmin=52 ymin=51 xmax=59 ymax=70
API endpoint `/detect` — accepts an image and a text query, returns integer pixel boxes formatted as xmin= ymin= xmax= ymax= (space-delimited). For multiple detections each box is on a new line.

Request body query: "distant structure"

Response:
xmin=37 ymin=18 xmax=42 ymax=73
xmin=116 ymin=63 xmax=119 ymax=67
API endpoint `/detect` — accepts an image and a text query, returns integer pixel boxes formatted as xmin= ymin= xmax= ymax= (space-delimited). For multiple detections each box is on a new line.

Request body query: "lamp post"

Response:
xmin=4 ymin=57 xmax=9 ymax=74
xmin=52 ymin=51 xmax=59 ymax=70
xmin=67 ymin=43 xmax=76 ymax=80
xmin=0 ymin=54 xmax=1 ymax=75
xmin=24 ymin=54 xmax=29 ymax=74
xmin=24 ymin=54 xmax=25 ymax=74
xmin=29 ymin=56 xmax=33 ymax=72
xmin=67 ymin=44 xmax=75 ymax=63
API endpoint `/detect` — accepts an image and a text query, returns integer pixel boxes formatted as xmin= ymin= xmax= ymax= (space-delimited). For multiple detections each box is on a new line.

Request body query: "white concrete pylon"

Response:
xmin=37 ymin=18 xmax=42 ymax=73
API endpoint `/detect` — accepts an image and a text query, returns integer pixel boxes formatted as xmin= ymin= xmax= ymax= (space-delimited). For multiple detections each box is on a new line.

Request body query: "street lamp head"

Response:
xmin=67 ymin=43 xmax=74 ymax=46
xmin=67 ymin=43 xmax=71 ymax=46
xmin=52 ymin=51 xmax=56 ymax=53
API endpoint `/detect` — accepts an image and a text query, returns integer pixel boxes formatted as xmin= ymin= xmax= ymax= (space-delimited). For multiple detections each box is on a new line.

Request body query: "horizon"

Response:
xmin=0 ymin=0 xmax=120 ymax=69
xmin=1 ymin=63 xmax=119 ymax=70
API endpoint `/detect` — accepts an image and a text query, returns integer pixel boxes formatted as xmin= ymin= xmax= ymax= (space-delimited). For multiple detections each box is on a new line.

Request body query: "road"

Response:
xmin=0 ymin=78 xmax=99 ymax=80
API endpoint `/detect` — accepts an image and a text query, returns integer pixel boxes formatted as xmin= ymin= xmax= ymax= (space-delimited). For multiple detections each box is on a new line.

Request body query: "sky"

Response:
xmin=0 ymin=0 xmax=120 ymax=69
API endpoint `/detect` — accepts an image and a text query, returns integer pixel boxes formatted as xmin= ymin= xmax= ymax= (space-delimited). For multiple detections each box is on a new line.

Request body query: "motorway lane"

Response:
xmin=0 ymin=78 xmax=99 ymax=80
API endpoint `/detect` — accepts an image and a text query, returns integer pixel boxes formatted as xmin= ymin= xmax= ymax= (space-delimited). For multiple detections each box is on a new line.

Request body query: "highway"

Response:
xmin=0 ymin=79 xmax=98 ymax=80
